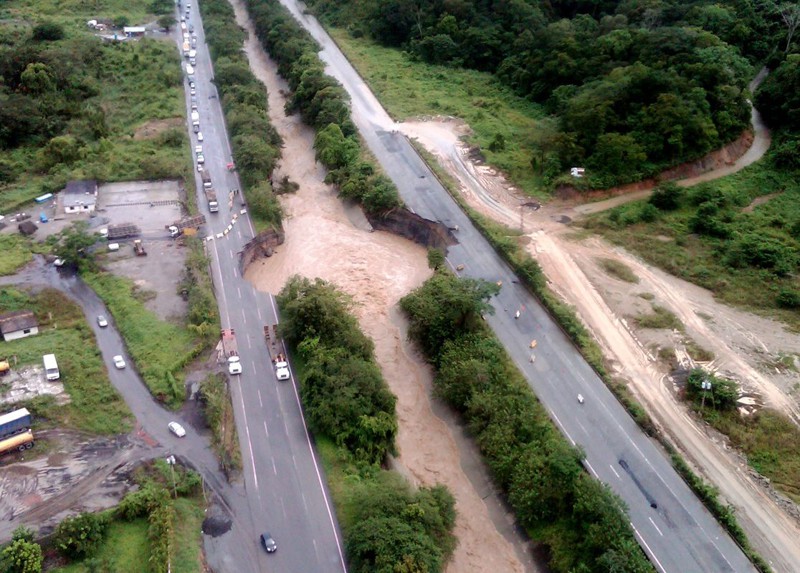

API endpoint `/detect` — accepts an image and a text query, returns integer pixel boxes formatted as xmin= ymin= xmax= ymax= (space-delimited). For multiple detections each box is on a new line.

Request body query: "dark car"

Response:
xmin=260 ymin=532 xmax=277 ymax=553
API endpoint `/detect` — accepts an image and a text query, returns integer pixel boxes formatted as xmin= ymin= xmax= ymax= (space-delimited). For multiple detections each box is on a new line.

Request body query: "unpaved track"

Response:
xmin=399 ymin=117 xmax=800 ymax=572
xmin=228 ymin=1 xmax=532 ymax=571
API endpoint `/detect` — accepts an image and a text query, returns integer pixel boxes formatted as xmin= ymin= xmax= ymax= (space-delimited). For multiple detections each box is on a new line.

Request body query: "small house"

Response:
xmin=0 ymin=310 xmax=39 ymax=342
xmin=62 ymin=180 xmax=98 ymax=214
xmin=123 ymin=26 xmax=146 ymax=38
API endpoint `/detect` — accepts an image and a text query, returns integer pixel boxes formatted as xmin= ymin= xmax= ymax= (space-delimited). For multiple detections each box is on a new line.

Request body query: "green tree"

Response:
xmin=31 ymin=22 xmax=64 ymax=42
xmin=648 ymin=182 xmax=682 ymax=211
xmin=54 ymin=512 xmax=109 ymax=559
xmin=157 ymin=15 xmax=176 ymax=32
xmin=20 ymin=63 xmax=55 ymax=95
xmin=427 ymin=248 xmax=445 ymax=270
xmin=52 ymin=221 xmax=98 ymax=269
xmin=346 ymin=516 xmax=442 ymax=573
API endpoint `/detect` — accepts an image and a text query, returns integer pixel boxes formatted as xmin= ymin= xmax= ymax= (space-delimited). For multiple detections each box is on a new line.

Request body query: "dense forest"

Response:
xmin=307 ymin=0 xmax=796 ymax=187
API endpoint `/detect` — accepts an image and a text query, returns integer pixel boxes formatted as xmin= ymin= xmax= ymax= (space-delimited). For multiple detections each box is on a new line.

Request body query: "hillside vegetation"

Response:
xmin=0 ymin=0 xmax=188 ymax=210
xmin=307 ymin=0 xmax=794 ymax=189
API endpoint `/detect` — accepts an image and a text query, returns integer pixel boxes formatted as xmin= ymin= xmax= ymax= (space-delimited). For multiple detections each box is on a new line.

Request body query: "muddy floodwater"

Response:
xmin=231 ymin=0 xmax=531 ymax=569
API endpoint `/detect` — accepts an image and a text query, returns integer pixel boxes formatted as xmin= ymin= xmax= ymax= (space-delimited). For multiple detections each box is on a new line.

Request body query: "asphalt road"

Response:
xmin=176 ymin=3 xmax=347 ymax=572
xmin=275 ymin=1 xmax=758 ymax=571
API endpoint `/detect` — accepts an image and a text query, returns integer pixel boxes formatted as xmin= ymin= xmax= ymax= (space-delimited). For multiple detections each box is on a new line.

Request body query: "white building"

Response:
xmin=62 ymin=180 xmax=98 ymax=214
xmin=0 ymin=310 xmax=39 ymax=342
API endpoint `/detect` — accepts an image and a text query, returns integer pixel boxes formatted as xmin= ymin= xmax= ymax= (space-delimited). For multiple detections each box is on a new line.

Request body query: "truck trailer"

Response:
xmin=105 ymin=223 xmax=141 ymax=240
xmin=0 ymin=430 xmax=34 ymax=457
xmin=220 ymin=329 xmax=241 ymax=375
xmin=204 ymin=188 xmax=219 ymax=212
xmin=0 ymin=408 xmax=31 ymax=439
xmin=264 ymin=324 xmax=290 ymax=381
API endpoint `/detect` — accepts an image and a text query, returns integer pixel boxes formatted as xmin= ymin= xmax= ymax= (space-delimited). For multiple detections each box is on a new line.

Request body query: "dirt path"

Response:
xmin=398 ymin=117 xmax=800 ymax=572
xmin=227 ymin=2 xmax=532 ymax=571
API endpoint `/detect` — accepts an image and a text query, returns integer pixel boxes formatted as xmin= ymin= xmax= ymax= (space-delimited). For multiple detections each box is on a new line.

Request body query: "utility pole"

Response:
xmin=700 ymin=378 xmax=712 ymax=414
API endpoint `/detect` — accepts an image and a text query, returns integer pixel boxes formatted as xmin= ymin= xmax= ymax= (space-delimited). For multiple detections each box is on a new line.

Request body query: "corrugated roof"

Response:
xmin=0 ymin=310 xmax=38 ymax=335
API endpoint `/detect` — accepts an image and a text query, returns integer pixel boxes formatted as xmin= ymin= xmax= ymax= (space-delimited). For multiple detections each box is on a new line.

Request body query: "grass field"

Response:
xmin=0 ymin=235 xmax=33 ymax=275
xmin=84 ymin=272 xmax=199 ymax=409
xmin=0 ymin=288 xmax=132 ymax=434
xmin=328 ymin=29 xmax=546 ymax=197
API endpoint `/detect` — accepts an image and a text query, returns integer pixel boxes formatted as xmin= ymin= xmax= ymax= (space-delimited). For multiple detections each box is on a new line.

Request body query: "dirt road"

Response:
xmin=398 ymin=115 xmax=800 ymax=572
xmin=228 ymin=1 xmax=535 ymax=571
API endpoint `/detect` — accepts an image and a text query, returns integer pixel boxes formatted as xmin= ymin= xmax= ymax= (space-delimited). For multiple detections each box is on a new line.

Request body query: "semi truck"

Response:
xmin=264 ymin=324 xmax=290 ymax=381
xmin=0 ymin=430 xmax=34 ymax=457
xmin=166 ymin=214 xmax=206 ymax=237
xmin=0 ymin=408 xmax=31 ymax=439
xmin=204 ymin=188 xmax=219 ymax=212
xmin=220 ymin=329 xmax=241 ymax=375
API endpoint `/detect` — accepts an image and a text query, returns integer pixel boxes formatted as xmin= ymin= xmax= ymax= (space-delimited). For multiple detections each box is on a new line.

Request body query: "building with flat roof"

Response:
xmin=62 ymin=180 xmax=98 ymax=214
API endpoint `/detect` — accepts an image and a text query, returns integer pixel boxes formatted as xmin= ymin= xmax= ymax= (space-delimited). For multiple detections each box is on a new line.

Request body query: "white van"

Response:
xmin=43 ymin=354 xmax=60 ymax=381
xmin=185 ymin=64 xmax=194 ymax=76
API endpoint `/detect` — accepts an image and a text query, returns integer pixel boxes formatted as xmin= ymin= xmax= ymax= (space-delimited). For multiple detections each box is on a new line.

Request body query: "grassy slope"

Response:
xmin=0 ymin=236 xmax=33 ymax=275
xmin=0 ymin=288 xmax=131 ymax=434
xmin=328 ymin=29 xmax=545 ymax=196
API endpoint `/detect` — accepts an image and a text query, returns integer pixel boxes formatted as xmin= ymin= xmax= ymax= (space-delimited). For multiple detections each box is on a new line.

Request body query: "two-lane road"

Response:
xmin=274 ymin=1 xmax=757 ymax=571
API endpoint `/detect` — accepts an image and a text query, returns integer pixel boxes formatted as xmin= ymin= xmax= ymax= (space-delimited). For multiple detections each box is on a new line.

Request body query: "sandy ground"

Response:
xmin=398 ymin=117 xmax=800 ymax=572
xmin=228 ymin=1 xmax=532 ymax=571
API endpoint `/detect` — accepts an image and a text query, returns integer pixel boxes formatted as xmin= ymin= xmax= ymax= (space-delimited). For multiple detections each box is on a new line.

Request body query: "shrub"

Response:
xmin=649 ymin=182 xmax=683 ymax=210
xmin=776 ymin=289 xmax=800 ymax=309
xmin=54 ymin=512 xmax=110 ymax=559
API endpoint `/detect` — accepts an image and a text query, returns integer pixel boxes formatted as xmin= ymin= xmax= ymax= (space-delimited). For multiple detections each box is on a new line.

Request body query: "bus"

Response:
xmin=43 ymin=354 xmax=60 ymax=381
xmin=0 ymin=430 xmax=34 ymax=457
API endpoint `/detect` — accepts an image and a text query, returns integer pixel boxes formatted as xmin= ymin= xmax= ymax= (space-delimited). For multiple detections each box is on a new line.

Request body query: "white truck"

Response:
xmin=264 ymin=324 xmax=290 ymax=381
xmin=221 ymin=329 xmax=241 ymax=375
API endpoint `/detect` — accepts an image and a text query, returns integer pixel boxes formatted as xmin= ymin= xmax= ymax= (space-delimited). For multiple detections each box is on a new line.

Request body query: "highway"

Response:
xmin=176 ymin=2 xmax=347 ymax=572
xmin=274 ymin=1 xmax=758 ymax=571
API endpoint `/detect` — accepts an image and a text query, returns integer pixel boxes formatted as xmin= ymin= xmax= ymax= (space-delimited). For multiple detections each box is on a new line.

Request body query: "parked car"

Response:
xmin=196 ymin=131 xmax=203 ymax=141
xmin=53 ymin=258 xmax=65 ymax=267
xmin=113 ymin=355 xmax=126 ymax=369
xmin=228 ymin=356 xmax=242 ymax=375
xmin=108 ymin=243 xmax=120 ymax=251
xmin=190 ymin=87 xmax=196 ymax=96
xmin=260 ymin=533 xmax=277 ymax=553
xmin=197 ymin=154 xmax=205 ymax=164
xmin=195 ymin=144 xmax=202 ymax=155
xmin=168 ymin=421 xmax=186 ymax=437
xmin=97 ymin=315 xmax=108 ymax=327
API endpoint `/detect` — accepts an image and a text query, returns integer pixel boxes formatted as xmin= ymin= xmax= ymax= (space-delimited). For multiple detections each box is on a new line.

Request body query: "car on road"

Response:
xmin=113 ymin=355 xmax=126 ymax=369
xmin=168 ymin=421 xmax=186 ymax=437
xmin=190 ymin=87 xmax=196 ymax=96
xmin=228 ymin=356 xmax=242 ymax=375
xmin=196 ymin=131 xmax=203 ymax=141
xmin=194 ymin=144 xmax=202 ymax=154
xmin=97 ymin=315 xmax=108 ymax=327
xmin=197 ymin=154 xmax=205 ymax=164
xmin=260 ymin=533 xmax=277 ymax=553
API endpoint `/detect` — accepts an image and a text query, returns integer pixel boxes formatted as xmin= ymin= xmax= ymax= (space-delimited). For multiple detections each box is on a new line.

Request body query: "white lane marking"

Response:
xmin=649 ymin=517 xmax=664 ymax=537
xmin=241 ymin=308 xmax=246 ymax=323
xmin=551 ymin=412 xmax=575 ymax=445
xmin=272 ymin=458 xmax=277 ymax=475
xmin=257 ymin=306 xmax=262 ymax=321
xmin=237 ymin=287 xmax=242 ymax=299
xmin=585 ymin=460 xmax=598 ymax=478
xmin=263 ymin=420 xmax=269 ymax=439
xmin=258 ymin=390 xmax=263 ymax=409
xmin=236 ymin=381 xmax=258 ymax=490
xmin=269 ymin=295 xmax=347 ymax=572
xmin=609 ymin=464 xmax=621 ymax=479
xmin=301 ymin=492 xmax=309 ymax=513
xmin=247 ymin=334 xmax=251 ymax=349
xmin=209 ymin=236 xmax=231 ymax=326
xmin=633 ymin=525 xmax=667 ymax=573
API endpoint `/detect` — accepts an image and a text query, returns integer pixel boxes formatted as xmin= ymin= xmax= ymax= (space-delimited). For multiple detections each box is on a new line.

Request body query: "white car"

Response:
xmin=113 ymin=355 xmax=126 ymax=369
xmin=228 ymin=356 xmax=242 ymax=375
xmin=194 ymin=144 xmax=202 ymax=154
xmin=97 ymin=315 xmax=108 ymax=327
xmin=196 ymin=131 xmax=203 ymax=141
xmin=168 ymin=421 xmax=186 ymax=437
xmin=53 ymin=258 xmax=65 ymax=267
xmin=108 ymin=243 xmax=120 ymax=251
xmin=190 ymin=87 xmax=196 ymax=96
xmin=197 ymin=154 xmax=205 ymax=164
xmin=275 ymin=361 xmax=290 ymax=381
